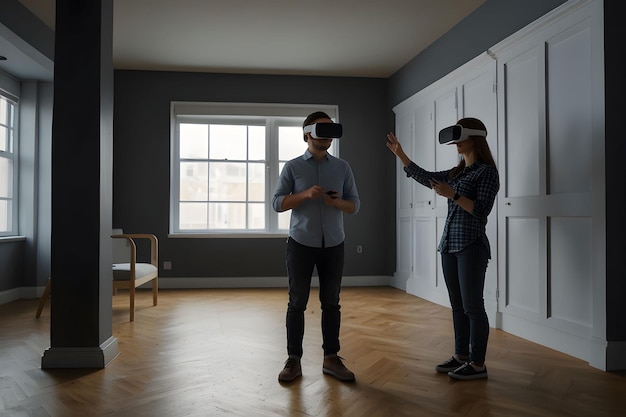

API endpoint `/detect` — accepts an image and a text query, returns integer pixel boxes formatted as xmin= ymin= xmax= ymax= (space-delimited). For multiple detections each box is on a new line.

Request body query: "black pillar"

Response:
xmin=42 ymin=0 xmax=118 ymax=368
xmin=604 ymin=0 xmax=626 ymax=370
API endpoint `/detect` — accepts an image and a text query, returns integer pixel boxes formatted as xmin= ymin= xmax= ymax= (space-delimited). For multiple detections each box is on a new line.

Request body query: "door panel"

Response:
xmin=395 ymin=111 xmax=413 ymax=214
xmin=549 ymin=216 xmax=592 ymax=328
xmin=497 ymin=12 xmax=596 ymax=351
xmin=395 ymin=57 xmax=498 ymax=310
xmin=503 ymin=47 xmax=544 ymax=199
xmin=413 ymin=103 xmax=435 ymax=208
xmin=547 ymin=25 xmax=593 ymax=195
xmin=394 ymin=216 xmax=412 ymax=290
xmin=506 ymin=216 xmax=543 ymax=318
xmin=462 ymin=60 xmax=499 ymax=322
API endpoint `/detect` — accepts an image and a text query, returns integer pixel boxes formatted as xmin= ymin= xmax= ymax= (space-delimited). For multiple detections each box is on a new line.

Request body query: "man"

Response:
xmin=272 ymin=111 xmax=360 ymax=383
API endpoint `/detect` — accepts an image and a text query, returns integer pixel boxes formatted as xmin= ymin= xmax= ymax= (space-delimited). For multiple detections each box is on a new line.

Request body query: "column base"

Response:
xmin=590 ymin=338 xmax=626 ymax=371
xmin=41 ymin=336 xmax=119 ymax=369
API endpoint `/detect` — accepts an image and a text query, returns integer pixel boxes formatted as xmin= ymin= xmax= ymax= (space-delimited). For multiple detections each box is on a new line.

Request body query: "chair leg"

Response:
xmin=129 ymin=285 xmax=135 ymax=322
xmin=152 ymin=278 xmax=158 ymax=306
xmin=36 ymin=278 xmax=52 ymax=318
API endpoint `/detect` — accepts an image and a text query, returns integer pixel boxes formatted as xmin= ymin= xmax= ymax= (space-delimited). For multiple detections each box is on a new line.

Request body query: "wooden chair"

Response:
xmin=35 ymin=232 xmax=159 ymax=321
xmin=112 ymin=230 xmax=159 ymax=322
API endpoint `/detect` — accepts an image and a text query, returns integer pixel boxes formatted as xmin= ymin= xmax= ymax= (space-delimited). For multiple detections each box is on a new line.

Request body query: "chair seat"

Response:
xmin=112 ymin=263 xmax=158 ymax=281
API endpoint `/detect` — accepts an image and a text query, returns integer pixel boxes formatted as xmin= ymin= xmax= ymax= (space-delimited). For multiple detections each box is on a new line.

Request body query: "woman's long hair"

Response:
xmin=449 ymin=117 xmax=497 ymax=180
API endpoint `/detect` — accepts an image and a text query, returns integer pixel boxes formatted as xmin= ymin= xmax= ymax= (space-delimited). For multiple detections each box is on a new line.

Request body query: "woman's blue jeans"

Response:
xmin=440 ymin=241 xmax=490 ymax=364
xmin=285 ymin=237 xmax=344 ymax=358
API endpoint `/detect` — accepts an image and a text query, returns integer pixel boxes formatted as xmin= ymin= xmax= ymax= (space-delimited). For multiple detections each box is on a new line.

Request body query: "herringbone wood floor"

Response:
xmin=1 ymin=287 xmax=624 ymax=417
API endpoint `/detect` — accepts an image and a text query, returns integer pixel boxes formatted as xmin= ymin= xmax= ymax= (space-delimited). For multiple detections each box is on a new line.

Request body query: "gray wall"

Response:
xmin=0 ymin=241 xmax=23 ymax=290
xmin=388 ymin=0 xmax=568 ymax=106
xmin=0 ymin=1 xmax=54 ymax=292
xmin=0 ymin=0 xmax=54 ymax=62
xmin=113 ymin=71 xmax=392 ymax=279
xmin=111 ymin=1 xmax=569 ymax=284
xmin=2 ymin=0 xmax=615 ymax=295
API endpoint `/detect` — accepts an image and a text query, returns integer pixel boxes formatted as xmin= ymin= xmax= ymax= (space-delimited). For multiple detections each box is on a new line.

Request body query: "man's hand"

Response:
xmin=304 ymin=185 xmax=327 ymax=200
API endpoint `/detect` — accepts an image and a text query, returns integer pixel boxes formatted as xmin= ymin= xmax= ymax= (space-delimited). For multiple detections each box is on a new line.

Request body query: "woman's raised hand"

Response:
xmin=386 ymin=132 xmax=411 ymax=166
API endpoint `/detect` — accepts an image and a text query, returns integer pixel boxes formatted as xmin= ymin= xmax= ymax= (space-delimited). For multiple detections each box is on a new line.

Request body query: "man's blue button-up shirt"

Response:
xmin=272 ymin=150 xmax=360 ymax=248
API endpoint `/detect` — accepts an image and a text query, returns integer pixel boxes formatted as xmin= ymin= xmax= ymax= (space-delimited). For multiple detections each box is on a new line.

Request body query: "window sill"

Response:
xmin=168 ymin=232 xmax=288 ymax=239
xmin=0 ymin=236 xmax=26 ymax=243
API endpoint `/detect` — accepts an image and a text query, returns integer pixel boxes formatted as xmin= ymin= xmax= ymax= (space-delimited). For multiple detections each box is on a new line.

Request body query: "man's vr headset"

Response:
xmin=438 ymin=124 xmax=487 ymax=144
xmin=303 ymin=123 xmax=343 ymax=139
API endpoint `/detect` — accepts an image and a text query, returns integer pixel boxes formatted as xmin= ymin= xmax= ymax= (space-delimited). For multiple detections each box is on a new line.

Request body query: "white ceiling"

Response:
xmin=10 ymin=0 xmax=486 ymax=79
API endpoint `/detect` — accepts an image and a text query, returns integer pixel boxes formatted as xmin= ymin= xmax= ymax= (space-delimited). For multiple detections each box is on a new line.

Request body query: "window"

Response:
xmin=171 ymin=103 xmax=339 ymax=236
xmin=0 ymin=93 xmax=17 ymax=236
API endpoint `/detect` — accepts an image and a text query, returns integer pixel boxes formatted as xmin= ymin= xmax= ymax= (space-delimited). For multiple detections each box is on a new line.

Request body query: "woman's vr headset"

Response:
xmin=304 ymin=123 xmax=343 ymax=139
xmin=438 ymin=124 xmax=487 ymax=144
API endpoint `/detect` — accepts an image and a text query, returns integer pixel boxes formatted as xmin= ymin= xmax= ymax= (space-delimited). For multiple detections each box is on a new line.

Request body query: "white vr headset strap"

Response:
xmin=460 ymin=127 xmax=487 ymax=141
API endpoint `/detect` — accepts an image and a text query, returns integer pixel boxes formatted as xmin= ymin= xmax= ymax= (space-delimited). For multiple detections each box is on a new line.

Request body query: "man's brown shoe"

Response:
xmin=323 ymin=355 xmax=355 ymax=382
xmin=278 ymin=357 xmax=302 ymax=382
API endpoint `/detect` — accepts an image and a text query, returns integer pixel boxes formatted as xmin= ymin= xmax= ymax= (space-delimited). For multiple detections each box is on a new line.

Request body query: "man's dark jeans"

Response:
xmin=285 ymin=237 xmax=344 ymax=358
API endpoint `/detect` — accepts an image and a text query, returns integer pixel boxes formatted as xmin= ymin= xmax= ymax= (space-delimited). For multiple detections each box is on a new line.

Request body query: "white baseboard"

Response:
xmin=0 ymin=286 xmax=42 ymax=304
xmin=0 ymin=276 xmax=391 ymax=305
xmin=157 ymin=275 xmax=391 ymax=289
xmin=500 ymin=313 xmax=595 ymax=368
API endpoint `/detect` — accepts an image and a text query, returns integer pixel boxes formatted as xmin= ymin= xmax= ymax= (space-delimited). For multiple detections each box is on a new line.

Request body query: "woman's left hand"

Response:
xmin=429 ymin=179 xmax=455 ymax=199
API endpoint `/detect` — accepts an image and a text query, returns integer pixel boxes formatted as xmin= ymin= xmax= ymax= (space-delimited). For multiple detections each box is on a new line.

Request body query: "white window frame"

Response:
xmin=170 ymin=102 xmax=339 ymax=238
xmin=0 ymin=89 xmax=18 ymax=238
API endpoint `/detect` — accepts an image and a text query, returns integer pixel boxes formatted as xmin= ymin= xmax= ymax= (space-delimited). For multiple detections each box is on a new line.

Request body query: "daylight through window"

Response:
xmin=0 ymin=93 xmax=16 ymax=236
xmin=171 ymin=103 xmax=339 ymax=236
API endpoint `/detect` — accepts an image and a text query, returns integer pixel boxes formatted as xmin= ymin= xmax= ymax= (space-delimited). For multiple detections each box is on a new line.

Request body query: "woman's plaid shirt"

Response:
xmin=404 ymin=161 xmax=499 ymax=257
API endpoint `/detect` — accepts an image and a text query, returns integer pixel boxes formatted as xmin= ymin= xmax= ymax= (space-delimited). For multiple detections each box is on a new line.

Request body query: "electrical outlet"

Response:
xmin=163 ymin=261 xmax=172 ymax=270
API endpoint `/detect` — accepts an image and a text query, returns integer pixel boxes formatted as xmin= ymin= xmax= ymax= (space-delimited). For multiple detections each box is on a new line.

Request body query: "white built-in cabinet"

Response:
xmin=392 ymin=0 xmax=607 ymax=369
xmin=391 ymin=54 xmax=499 ymax=322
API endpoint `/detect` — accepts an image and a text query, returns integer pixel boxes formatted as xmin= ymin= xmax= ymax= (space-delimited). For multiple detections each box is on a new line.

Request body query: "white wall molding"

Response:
xmin=157 ymin=275 xmax=391 ymax=289
xmin=0 ymin=276 xmax=392 ymax=306
xmin=0 ymin=286 xmax=41 ymax=305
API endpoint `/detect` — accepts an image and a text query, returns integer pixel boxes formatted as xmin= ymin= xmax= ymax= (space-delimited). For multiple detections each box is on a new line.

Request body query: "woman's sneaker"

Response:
xmin=447 ymin=362 xmax=488 ymax=380
xmin=435 ymin=356 xmax=465 ymax=373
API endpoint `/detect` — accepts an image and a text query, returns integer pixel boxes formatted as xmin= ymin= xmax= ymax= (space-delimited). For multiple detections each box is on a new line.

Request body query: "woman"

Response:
xmin=386 ymin=117 xmax=499 ymax=380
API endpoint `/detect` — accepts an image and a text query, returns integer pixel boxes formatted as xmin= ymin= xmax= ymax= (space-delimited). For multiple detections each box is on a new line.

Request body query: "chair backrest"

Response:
xmin=112 ymin=228 xmax=130 ymax=263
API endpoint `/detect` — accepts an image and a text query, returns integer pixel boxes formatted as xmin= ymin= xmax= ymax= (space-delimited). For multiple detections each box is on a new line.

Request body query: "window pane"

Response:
xmin=248 ymin=125 xmax=265 ymax=160
xmin=279 ymin=126 xmax=305 ymax=161
xmin=0 ymin=98 xmax=6 ymax=124
xmin=248 ymin=203 xmax=265 ymax=229
xmin=0 ymin=157 xmax=12 ymax=198
xmin=210 ymin=125 xmax=247 ymax=160
xmin=180 ymin=202 xmax=208 ymax=229
xmin=278 ymin=211 xmax=290 ymax=230
xmin=180 ymin=162 xmax=208 ymax=201
xmin=180 ymin=124 xmax=208 ymax=159
xmin=0 ymin=200 xmax=8 ymax=232
xmin=209 ymin=162 xmax=246 ymax=201
xmin=209 ymin=202 xmax=245 ymax=229
xmin=172 ymin=105 xmax=338 ymax=234
xmin=0 ymin=126 xmax=7 ymax=152
xmin=248 ymin=162 xmax=265 ymax=202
